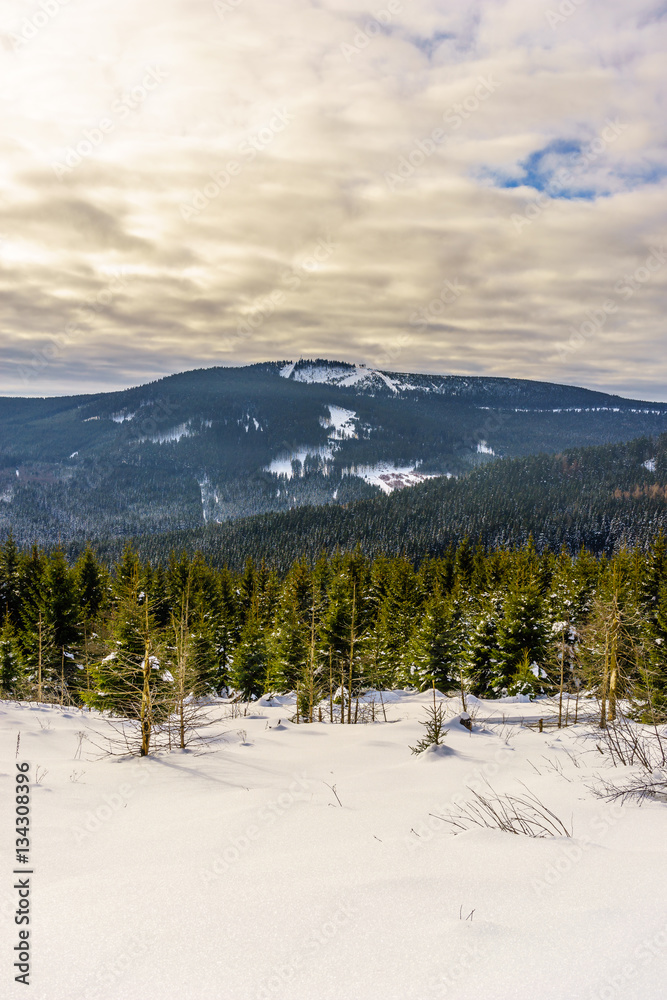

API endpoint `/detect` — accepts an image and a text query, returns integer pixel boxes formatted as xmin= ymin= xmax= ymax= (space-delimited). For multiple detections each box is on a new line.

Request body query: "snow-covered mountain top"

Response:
xmin=280 ymin=360 xmax=403 ymax=393
xmin=277 ymin=359 xmax=667 ymax=409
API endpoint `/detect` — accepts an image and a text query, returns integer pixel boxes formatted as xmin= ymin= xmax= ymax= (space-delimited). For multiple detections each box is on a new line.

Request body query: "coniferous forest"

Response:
xmin=3 ymin=532 xmax=667 ymax=739
xmin=73 ymin=433 xmax=667 ymax=573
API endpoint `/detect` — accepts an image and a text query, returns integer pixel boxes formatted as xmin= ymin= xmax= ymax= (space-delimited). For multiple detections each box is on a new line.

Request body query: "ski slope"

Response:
xmin=1 ymin=693 xmax=666 ymax=1000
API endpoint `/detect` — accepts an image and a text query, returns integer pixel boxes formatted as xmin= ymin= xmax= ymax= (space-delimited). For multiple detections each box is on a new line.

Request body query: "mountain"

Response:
xmin=3 ymin=359 xmax=667 ymax=546
xmin=76 ymin=433 xmax=667 ymax=572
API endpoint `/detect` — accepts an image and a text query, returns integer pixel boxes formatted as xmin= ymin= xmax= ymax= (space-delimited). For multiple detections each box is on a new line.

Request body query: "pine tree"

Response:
xmin=0 ymin=534 xmax=21 ymax=624
xmin=464 ymin=596 xmax=503 ymax=696
xmin=43 ymin=549 xmax=81 ymax=699
xmin=230 ymin=596 xmax=269 ymax=699
xmin=494 ymin=581 xmax=548 ymax=695
xmin=0 ymin=615 xmax=24 ymax=698
xmin=410 ymin=687 xmax=448 ymax=754
xmin=374 ymin=558 xmax=421 ymax=688
xmin=410 ymin=595 xmax=463 ymax=693
xmin=17 ymin=546 xmax=56 ymax=702
xmin=85 ymin=569 xmax=171 ymax=755
xmin=631 ymin=579 xmax=667 ymax=723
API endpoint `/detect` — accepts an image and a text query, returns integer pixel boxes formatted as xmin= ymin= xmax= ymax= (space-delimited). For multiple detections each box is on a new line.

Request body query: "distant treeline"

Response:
xmin=59 ymin=434 xmax=667 ymax=574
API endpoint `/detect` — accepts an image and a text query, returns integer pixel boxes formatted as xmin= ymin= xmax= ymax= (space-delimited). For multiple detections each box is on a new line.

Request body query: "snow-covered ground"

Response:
xmin=2 ymin=693 xmax=666 ymax=1000
xmin=343 ymin=462 xmax=446 ymax=493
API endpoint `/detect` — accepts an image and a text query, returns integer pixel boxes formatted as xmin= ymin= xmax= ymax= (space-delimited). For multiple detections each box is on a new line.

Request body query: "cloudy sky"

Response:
xmin=1 ymin=0 xmax=666 ymax=399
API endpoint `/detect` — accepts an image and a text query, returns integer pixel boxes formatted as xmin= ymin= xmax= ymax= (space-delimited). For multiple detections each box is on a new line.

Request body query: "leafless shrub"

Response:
xmin=431 ymin=781 xmax=572 ymax=838
xmin=595 ymin=770 xmax=667 ymax=805
xmin=324 ymin=781 xmax=343 ymax=807
xmin=486 ymin=722 xmax=518 ymax=745
xmin=85 ymin=699 xmax=220 ymax=758
xmin=593 ymin=715 xmax=667 ymax=770
xmin=590 ymin=715 xmax=667 ymax=804
xmin=74 ymin=731 xmax=87 ymax=760
xmin=224 ymin=699 xmax=244 ymax=720
xmin=540 ymin=755 xmax=571 ymax=781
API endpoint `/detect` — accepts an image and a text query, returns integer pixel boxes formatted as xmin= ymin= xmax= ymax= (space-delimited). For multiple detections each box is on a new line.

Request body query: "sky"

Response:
xmin=1 ymin=0 xmax=666 ymax=400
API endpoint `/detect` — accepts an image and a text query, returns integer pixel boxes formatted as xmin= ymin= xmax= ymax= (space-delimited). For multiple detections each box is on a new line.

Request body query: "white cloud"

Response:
xmin=0 ymin=0 xmax=666 ymax=399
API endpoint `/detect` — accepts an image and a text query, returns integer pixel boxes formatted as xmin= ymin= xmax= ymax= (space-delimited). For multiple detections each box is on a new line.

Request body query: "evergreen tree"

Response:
xmin=494 ymin=582 xmax=548 ymax=695
xmin=0 ymin=615 xmax=24 ymax=698
xmin=464 ymin=596 xmax=503 ymax=696
xmin=85 ymin=569 xmax=171 ymax=748
xmin=230 ymin=597 xmax=269 ymax=699
xmin=0 ymin=534 xmax=21 ymax=624
xmin=410 ymin=595 xmax=463 ymax=693
xmin=374 ymin=558 xmax=420 ymax=687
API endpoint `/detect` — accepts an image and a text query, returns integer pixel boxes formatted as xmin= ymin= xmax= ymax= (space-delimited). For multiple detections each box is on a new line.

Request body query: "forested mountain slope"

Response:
xmin=79 ymin=434 xmax=667 ymax=571
xmin=3 ymin=360 xmax=667 ymax=546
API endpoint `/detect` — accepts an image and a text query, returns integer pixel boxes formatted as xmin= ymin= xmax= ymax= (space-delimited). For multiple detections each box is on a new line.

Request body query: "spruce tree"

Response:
xmin=230 ymin=596 xmax=270 ymax=699
xmin=464 ymin=596 xmax=503 ymax=696
xmin=0 ymin=615 xmax=24 ymax=698
xmin=410 ymin=595 xmax=463 ymax=693
xmin=494 ymin=581 xmax=548 ymax=695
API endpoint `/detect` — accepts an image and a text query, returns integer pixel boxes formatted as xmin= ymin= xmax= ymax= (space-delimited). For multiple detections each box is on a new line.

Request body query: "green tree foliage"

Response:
xmin=0 ymin=536 xmax=666 ymax=720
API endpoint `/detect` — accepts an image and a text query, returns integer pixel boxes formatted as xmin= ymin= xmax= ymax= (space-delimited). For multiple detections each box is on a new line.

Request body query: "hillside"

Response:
xmin=3 ymin=360 xmax=667 ymax=548
xmin=77 ymin=433 xmax=667 ymax=571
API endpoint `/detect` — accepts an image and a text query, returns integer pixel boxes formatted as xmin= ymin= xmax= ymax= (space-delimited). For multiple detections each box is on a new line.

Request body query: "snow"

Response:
xmin=3 ymin=693 xmax=666 ymax=1000
xmin=265 ymin=407 xmax=356 ymax=477
xmin=286 ymin=362 xmax=355 ymax=385
xmin=265 ymin=444 xmax=336 ymax=478
xmin=318 ymin=405 xmax=357 ymax=440
xmin=374 ymin=371 xmax=399 ymax=394
xmin=644 ymin=458 xmax=656 ymax=472
xmin=139 ymin=422 xmax=209 ymax=445
xmin=279 ymin=361 xmax=397 ymax=392
xmin=343 ymin=462 xmax=446 ymax=494
xmin=111 ymin=412 xmax=136 ymax=424
xmin=476 ymin=441 xmax=495 ymax=456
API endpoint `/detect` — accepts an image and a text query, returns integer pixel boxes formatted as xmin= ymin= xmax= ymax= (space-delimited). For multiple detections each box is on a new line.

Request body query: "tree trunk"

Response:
xmin=599 ymin=632 xmax=609 ymax=730
xmin=37 ymin=613 xmax=43 ymax=704
xmin=329 ymin=649 xmax=333 ymax=724
xmin=558 ymin=628 xmax=565 ymax=728
xmin=140 ymin=637 xmax=152 ymax=756
xmin=347 ymin=583 xmax=356 ymax=725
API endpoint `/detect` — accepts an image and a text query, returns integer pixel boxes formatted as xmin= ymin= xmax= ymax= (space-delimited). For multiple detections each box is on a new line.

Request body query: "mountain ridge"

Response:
xmin=3 ymin=359 xmax=667 ymax=547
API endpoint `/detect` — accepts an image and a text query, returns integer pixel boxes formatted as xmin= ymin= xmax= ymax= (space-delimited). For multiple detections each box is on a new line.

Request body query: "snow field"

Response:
xmin=1 ymin=693 xmax=666 ymax=1000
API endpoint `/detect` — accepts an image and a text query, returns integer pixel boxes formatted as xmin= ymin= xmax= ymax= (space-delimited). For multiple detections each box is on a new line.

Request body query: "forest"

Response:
xmin=2 ymin=533 xmax=667 ymax=752
xmin=77 ymin=432 xmax=667 ymax=572
xmin=4 ymin=360 xmax=667 ymax=547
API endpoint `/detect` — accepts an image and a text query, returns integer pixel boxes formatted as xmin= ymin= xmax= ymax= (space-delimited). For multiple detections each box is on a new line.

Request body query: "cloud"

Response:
xmin=0 ymin=0 xmax=665 ymax=400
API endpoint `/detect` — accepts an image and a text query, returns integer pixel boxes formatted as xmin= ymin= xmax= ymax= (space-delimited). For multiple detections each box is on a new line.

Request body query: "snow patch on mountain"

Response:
xmin=319 ymin=405 xmax=357 ymax=440
xmin=139 ymin=419 xmax=212 ymax=445
xmin=280 ymin=360 xmax=399 ymax=392
xmin=266 ymin=406 xmax=358 ymax=477
xmin=343 ymin=462 xmax=446 ymax=494
xmin=266 ymin=444 xmax=337 ymax=478
xmin=477 ymin=441 xmax=495 ymax=455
